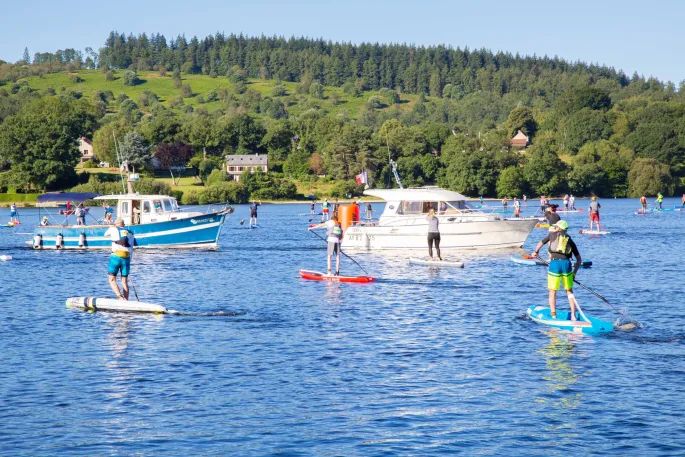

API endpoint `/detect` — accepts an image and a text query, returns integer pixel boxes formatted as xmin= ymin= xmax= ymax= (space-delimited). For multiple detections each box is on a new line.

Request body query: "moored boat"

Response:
xmin=342 ymin=187 xmax=538 ymax=250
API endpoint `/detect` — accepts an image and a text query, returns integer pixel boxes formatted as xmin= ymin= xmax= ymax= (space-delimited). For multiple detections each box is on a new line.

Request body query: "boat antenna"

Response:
xmin=386 ymin=134 xmax=403 ymax=189
xmin=113 ymin=133 xmax=126 ymax=194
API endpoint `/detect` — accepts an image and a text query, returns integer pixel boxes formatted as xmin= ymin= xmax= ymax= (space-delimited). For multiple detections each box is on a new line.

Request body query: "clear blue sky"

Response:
xmin=2 ymin=0 xmax=683 ymax=84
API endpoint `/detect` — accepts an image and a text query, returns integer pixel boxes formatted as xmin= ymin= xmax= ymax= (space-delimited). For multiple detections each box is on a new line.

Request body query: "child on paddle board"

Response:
xmin=426 ymin=208 xmax=441 ymax=261
xmin=531 ymin=220 xmax=583 ymax=320
xmin=589 ymin=197 xmax=602 ymax=231
xmin=105 ymin=218 xmax=135 ymax=300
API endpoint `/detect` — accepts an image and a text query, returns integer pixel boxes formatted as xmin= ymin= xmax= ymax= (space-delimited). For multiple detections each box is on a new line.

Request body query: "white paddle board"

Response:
xmin=66 ymin=297 xmax=168 ymax=313
xmin=409 ymin=258 xmax=464 ymax=268
xmin=0 ymin=255 xmax=12 ymax=261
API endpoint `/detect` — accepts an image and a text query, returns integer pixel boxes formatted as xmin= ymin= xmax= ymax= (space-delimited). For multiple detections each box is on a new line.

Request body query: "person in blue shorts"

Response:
xmin=105 ymin=218 xmax=134 ymax=300
xmin=9 ymin=203 xmax=17 ymax=223
xmin=531 ymin=220 xmax=582 ymax=320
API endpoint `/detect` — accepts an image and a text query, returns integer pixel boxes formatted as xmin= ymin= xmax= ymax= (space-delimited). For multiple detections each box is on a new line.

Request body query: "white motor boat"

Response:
xmin=342 ymin=187 xmax=537 ymax=250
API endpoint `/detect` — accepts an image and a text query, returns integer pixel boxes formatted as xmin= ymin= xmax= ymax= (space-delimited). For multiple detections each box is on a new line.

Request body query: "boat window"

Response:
xmin=172 ymin=199 xmax=179 ymax=211
xmin=120 ymin=201 xmax=130 ymax=216
xmin=163 ymin=199 xmax=173 ymax=212
xmin=398 ymin=201 xmax=422 ymax=214
xmin=441 ymin=201 xmax=467 ymax=213
xmin=422 ymin=202 xmax=440 ymax=213
xmin=143 ymin=201 xmax=151 ymax=214
xmin=153 ymin=200 xmax=163 ymax=213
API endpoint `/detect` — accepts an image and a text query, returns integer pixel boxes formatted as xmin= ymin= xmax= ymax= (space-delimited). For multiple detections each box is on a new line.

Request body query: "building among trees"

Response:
xmin=509 ymin=130 xmax=530 ymax=149
xmin=79 ymin=137 xmax=94 ymax=163
xmin=225 ymin=154 xmax=268 ymax=182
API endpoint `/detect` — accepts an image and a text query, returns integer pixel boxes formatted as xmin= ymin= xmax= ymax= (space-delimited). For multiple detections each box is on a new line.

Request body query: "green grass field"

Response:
xmin=17 ymin=70 xmax=418 ymax=118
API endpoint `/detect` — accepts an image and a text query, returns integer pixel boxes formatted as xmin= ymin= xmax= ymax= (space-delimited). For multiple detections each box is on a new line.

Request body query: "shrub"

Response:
xmin=206 ymin=168 xmax=227 ymax=186
xmin=181 ymin=84 xmax=193 ymax=98
xmin=272 ymin=84 xmax=286 ymax=97
xmin=70 ymin=74 xmax=84 ymax=83
xmin=181 ymin=190 xmax=199 ymax=205
xmin=82 ymin=160 xmax=98 ymax=169
xmin=105 ymin=70 xmax=114 ymax=81
xmin=123 ymin=70 xmax=139 ymax=86
xmin=197 ymin=182 xmax=248 ymax=204
xmin=330 ymin=180 xmax=364 ymax=198
xmin=170 ymin=190 xmax=183 ymax=201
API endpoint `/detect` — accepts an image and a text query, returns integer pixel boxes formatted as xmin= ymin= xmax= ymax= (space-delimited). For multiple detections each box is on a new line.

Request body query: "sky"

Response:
xmin=2 ymin=0 xmax=683 ymax=84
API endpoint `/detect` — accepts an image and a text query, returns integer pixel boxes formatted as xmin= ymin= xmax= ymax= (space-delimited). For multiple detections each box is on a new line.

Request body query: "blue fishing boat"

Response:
xmin=527 ymin=305 xmax=613 ymax=334
xmin=31 ymin=192 xmax=232 ymax=250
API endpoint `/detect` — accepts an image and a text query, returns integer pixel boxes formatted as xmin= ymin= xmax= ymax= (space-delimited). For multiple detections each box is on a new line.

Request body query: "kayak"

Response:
xmin=0 ymin=255 xmax=12 ymax=261
xmin=299 ymin=269 xmax=375 ymax=283
xmin=509 ymin=254 xmax=592 ymax=268
xmin=527 ymin=305 xmax=613 ymax=335
xmin=66 ymin=297 xmax=168 ymax=313
xmin=579 ymin=229 xmax=611 ymax=235
xmin=409 ymin=258 xmax=464 ymax=268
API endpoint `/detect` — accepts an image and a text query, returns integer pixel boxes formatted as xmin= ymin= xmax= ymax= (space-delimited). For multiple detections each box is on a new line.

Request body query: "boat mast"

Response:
xmin=113 ymin=133 xmax=134 ymax=194
xmin=386 ymin=134 xmax=403 ymax=189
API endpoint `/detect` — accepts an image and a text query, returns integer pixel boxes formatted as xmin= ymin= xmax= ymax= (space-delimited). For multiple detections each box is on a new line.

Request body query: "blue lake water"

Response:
xmin=1 ymin=198 xmax=684 ymax=456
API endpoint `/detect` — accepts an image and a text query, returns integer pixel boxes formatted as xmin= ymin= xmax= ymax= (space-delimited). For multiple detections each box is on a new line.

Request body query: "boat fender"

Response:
xmin=79 ymin=232 xmax=86 ymax=247
xmin=33 ymin=234 xmax=42 ymax=249
xmin=55 ymin=233 xmax=63 ymax=249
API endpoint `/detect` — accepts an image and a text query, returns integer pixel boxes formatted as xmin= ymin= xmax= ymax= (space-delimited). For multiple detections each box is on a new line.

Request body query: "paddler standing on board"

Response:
xmin=640 ymin=195 xmax=648 ymax=214
xmin=589 ymin=197 xmax=602 ymax=231
xmin=322 ymin=199 xmax=330 ymax=221
xmin=513 ymin=197 xmax=521 ymax=218
xmin=309 ymin=211 xmax=343 ymax=275
xmin=105 ymin=218 xmax=134 ymax=301
xmin=249 ymin=201 xmax=261 ymax=227
xmin=531 ymin=220 xmax=582 ymax=320
xmin=426 ymin=208 xmax=441 ymax=261
xmin=681 ymin=194 xmax=685 ymax=208
xmin=655 ymin=192 xmax=663 ymax=210
xmin=9 ymin=202 xmax=17 ymax=223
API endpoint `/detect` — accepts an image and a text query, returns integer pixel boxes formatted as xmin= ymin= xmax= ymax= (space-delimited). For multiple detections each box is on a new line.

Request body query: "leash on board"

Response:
xmin=308 ymin=228 xmax=369 ymax=275
xmin=535 ymin=257 xmax=624 ymax=316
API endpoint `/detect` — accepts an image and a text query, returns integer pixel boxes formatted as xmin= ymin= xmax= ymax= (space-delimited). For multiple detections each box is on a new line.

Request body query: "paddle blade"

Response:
xmin=240 ymin=219 xmax=245 ymax=225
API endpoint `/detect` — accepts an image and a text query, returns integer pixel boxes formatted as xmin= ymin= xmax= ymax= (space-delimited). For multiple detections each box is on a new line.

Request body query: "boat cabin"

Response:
xmin=364 ymin=187 xmax=476 ymax=219
xmin=95 ymin=194 xmax=197 ymax=226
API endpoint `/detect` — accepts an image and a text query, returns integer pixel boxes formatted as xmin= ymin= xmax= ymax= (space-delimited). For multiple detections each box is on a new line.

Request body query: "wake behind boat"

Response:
xmin=30 ymin=192 xmax=232 ymax=250
xmin=342 ymin=187 xmax=537 ymax=251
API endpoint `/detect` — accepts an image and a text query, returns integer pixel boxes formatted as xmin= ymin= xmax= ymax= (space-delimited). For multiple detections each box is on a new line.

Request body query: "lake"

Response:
xmin=1 ymin=198 xmax=684 ymax=456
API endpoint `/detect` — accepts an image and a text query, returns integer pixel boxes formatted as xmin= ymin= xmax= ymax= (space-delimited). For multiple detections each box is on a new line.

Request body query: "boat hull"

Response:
xmin=342 ymin=217 xmax=537 ymax=250
xmin=31 ymin=210 xmax=228 ymax=249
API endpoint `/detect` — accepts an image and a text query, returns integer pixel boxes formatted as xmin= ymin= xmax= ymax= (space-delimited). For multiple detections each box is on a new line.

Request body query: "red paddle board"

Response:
xmin=299 ymin=269 xmax=375 ymax=283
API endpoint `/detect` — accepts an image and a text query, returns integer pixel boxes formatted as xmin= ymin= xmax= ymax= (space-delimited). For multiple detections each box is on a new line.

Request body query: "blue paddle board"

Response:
xmin=527 ymin=305 xmax=613 ymax=334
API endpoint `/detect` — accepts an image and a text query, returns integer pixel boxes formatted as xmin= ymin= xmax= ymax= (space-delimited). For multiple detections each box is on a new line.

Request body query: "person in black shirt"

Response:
xmin=531 ymin=220 xmax=582 ymax=320
xmin=545 ymin=204 xmax=561 ymax=225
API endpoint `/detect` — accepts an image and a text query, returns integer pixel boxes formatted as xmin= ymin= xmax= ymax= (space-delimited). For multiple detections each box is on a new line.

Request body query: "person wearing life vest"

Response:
xmin=639 ymin=195 xmax=648 ymax=214
xmin=655 ymin=192 xmax=663 ymax=210
xmin=589 ymin=196 xmax=602 ymax=231
xmin=105 ymin=218 xmax=135 ymax=300
xmin=322 ymin=199 xmax=330 ymax=221
xmin=531 ymin=220 xmax=582 ymax=320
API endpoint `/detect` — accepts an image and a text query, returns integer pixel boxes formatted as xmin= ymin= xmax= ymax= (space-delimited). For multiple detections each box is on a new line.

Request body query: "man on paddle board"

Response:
xmin=589 ymin=197 xmax=602 ymax=231
xmin=426 ymin=208 xmax=441 ymax=261
xmin=249 ymin=201 xmax=261 ymax=227
xmin=105 ymin=218 xmax=135 ymax=300
xmin=322 ymin=199 xmax=330 ymax=221
xmin=531 ymin=220 xmax=582 ymax=320
xmin=310 ymin=212 xmax=343 ymax=275
xmin=569 ymin=194 xmax=576 ymax=210
xmin=545 ymin=204 xmax=561 ymax=226
xmin=366 ymin=201 xmax=373 ymax=219
xmin=9 ymin=203 xmax=17 ymax=223
xmin=310 ymin=201 xmax=316 ymax=216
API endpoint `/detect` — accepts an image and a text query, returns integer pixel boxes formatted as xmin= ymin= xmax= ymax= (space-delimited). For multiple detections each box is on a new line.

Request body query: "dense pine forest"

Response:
xmin=0 ymin=31 xmax=683 ymax=203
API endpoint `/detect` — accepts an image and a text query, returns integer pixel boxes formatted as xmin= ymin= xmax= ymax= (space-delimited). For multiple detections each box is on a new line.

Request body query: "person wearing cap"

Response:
xmin=589 ymin=196 xmax=601 ymax=231
xmin=545 ymin=204 xmax=561 ymax=225
xmin=531 ymin=220 xmax=582 ymax=320
xmin=104 ymin=218 xmax=135 ymax=300
xmin=40 ymin=216 xmax=49 ymax=226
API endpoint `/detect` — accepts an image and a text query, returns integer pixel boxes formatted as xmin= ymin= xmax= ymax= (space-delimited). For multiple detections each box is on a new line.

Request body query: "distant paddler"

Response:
xmin=365 ymin=201 xmax=373 ymax=219
xmin=426 ymin=208 xmax=441 ymax=261
xmin=501 ymin=198 xmax=508 ymax=212
xmin=249 ymin=200 xmax=261 ymax=227
xmin=310 ymin=201 xmax=316 ymax=216
xmin=9 ymin=203 xmax=18 ymax=223
xmin=639 ymin=195 xmax=648 ymax=214
xmin=589 ymin=196 xmax=602 ymax=231
xmin=655 ymin=192 xmax=663 ymax=210
xmin=322 ymin=199 xmax=330 ymax=221
xmin=309 ymin=211 xmax=343 ymax=275
xmin=531 ymin=220 xmax=582 ymax=320
xmin=105 ymin=218 xmax=135 ymax=300
xmin=539 ymin=196 xmax=547 ymax=215
xmin=569 ymin=194 xmax=576 ymax=210
xmin=513 ymin=197 xmax=521 ymax=218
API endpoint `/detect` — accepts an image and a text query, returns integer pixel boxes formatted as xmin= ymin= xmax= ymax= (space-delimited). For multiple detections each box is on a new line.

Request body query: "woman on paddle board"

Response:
xmin=589 ymin=197 xmax=602 ymax=231
xmin=426 ymin=208 xmax=441 ymax=261
xmin=105 ymin=218 xmax=135 ymax=300
xmin=310 ymin=212 xmax=343 ymax=275
xmin=531 ymin=220 xmax=583 ymax=320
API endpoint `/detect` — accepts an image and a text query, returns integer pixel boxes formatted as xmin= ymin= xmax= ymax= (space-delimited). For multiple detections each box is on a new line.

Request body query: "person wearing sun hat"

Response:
xmin=531 ymin=219 xmax=583 ymax=320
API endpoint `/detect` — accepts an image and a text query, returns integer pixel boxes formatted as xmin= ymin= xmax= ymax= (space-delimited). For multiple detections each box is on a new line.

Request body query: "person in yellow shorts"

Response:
xmin=531 ymin=220 xmax=583 ymax=320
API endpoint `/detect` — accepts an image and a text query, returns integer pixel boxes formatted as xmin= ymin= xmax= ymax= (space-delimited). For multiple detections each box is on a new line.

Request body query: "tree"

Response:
xmin=504 ymin=106 xmax=537 ymax=138
xmin=92 ymin=119 xmax=132 ymax=165
xmin=118 ymin=131 xmax=149 ymax=169
xmin=283 ymin=149 xmax=311 ymax=178
xmin=123 ymin=70 xmax=139 ymax=86
xmin=523 ymin=145 xmax=568 ymax=196
xmin=22 ymin=47 xmax=30 ymax=64
xmin=558 ymin=108 xmax=611 ymax=153
xmin=181 ymin=84 xmax=193 ymax=98
xmin=628 ymin=158 xmax=674 ymax=197
xmin=496 ymin=166 xmax=526 ymax=197
xmin=153 ymin=142 xmax=194 ymax=184
xmin=309 ymin=81 xmax=324 ymax=99
xmin=0 ymin=97 xmax=96 ymax=190
xmin=308 ymin=152 xmax=325 ymax=175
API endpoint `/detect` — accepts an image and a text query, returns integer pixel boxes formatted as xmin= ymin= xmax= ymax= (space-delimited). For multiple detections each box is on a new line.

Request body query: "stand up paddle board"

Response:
xmin=579 ymin=229 xmax=611 ymax=235
xmin=66 ymin=297 xmax=168 ymax=313
xmin=527 ymin=305 xmax=613 ymax=334
xmin=558 ymin=209 xmax=584 ymax=213
xmin=299 ymin=269 xmax=375 ymax=283
xmin=509 ymin=254 xmax=592 ymax=268
xmin=0 ymin=255 xmax=12 ymax=261
xmin=535 ymin=222 xmax=550 ymax=229
xmin=409 ymin=258 xmax=464 ymax=268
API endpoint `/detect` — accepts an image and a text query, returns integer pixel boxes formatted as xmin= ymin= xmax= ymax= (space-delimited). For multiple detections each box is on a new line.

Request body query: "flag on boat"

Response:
xmin=356 ymin=170 xmax=368 ymax=185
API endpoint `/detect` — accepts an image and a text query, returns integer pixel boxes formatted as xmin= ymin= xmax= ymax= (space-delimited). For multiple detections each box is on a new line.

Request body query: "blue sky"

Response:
xmin=2 ymin=0 xmax=683 ymax=84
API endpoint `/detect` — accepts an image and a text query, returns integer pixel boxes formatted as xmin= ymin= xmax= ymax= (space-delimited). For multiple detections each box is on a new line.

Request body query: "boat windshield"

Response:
xmin=163 ymin=199 xmax=173 ymax=212
xmin=397 ymin=200 xmax=468 ymax=215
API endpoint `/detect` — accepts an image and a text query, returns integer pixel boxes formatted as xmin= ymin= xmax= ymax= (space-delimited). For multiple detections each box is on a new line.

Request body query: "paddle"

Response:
xmin=308 ymin=228 xmax=369 ymax=275
xmin=128 ymin=276 xmax=141 ymax=302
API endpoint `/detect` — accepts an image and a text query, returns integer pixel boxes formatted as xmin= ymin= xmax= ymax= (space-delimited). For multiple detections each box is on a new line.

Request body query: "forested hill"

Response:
xmin=0 ymin=31 xmax=684 ymax=201
xmin=95 ymin=32 xmax=669 ymax=102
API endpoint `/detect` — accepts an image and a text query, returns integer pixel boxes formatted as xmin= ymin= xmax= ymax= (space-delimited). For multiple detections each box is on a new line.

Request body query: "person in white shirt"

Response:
xmin=104 ymin=218 xmax=135 ymax=300
xmin=309 ymin=212 xmax=343 ymax=275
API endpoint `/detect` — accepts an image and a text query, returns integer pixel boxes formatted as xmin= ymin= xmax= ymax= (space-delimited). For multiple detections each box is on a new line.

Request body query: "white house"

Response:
xmin=79 ymin=137 xmax=94 ymax=163
xmin=225 ymin=154 xmax=268 ymax=182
